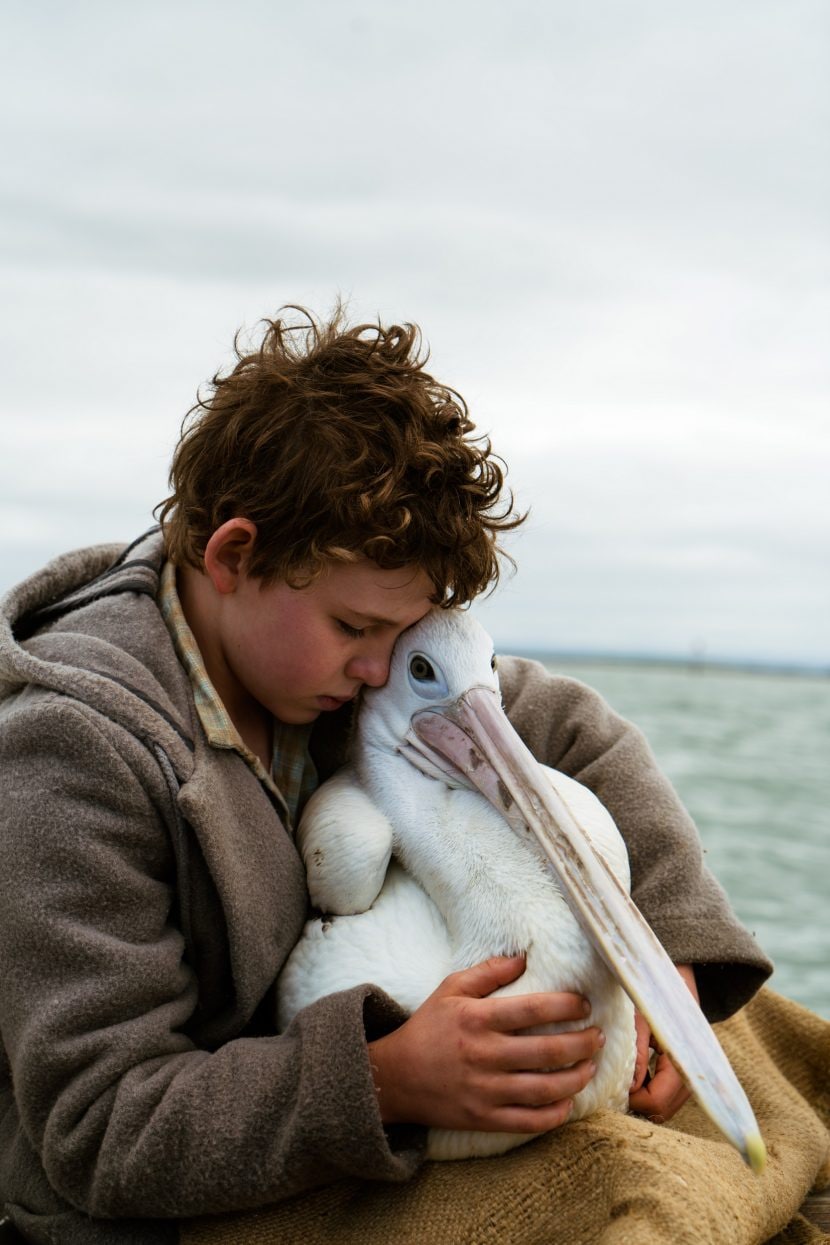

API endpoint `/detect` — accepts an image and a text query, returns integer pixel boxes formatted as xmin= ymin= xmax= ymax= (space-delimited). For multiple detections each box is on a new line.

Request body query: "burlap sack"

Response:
xmin=182 ymin=989 xmax=830 ymax=1245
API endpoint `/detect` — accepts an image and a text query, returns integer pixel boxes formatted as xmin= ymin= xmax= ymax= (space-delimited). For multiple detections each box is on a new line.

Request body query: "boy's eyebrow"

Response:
xmin=348 ymin=611 xmax=401 ymax=628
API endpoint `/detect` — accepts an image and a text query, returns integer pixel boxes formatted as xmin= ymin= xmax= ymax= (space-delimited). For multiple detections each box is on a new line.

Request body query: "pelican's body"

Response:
xmin=277 ymin=607 xmax=766 ymax=1172
xmin=277 ymin=610 xmax=636 ymax=1159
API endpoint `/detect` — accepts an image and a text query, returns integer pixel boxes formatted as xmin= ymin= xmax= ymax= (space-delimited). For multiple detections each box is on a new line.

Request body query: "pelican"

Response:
xmin=277 ymin=608 xmax=765 ymax=1170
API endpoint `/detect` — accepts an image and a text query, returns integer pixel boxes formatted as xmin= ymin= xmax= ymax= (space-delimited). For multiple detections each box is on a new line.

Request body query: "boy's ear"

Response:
xmin=203 ymin=518 xmax=258 ymax=594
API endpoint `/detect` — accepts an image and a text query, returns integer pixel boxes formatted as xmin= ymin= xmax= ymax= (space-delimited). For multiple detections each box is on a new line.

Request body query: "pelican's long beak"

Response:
xmin=402 ymin=685 xmax=766 ymax=1174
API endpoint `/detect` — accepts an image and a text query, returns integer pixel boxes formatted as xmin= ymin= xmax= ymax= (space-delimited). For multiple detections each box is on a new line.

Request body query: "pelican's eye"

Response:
xmin=407 ymin=652 xmax=449 ymax=700
xmin=410 ymin=656 xmax=435 ymax=681
xmin=491 ymin=653 xmax=498 ymax=671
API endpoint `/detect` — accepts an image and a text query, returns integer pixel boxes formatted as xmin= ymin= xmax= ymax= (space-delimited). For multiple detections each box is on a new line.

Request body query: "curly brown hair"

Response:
xmin=156 ymin=305 xmax=525 ymax=606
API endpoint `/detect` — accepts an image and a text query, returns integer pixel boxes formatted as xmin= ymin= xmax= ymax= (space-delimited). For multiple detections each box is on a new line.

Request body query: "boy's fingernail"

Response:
xmin=597 ymin=1031 xmax=606 ymax=1048
xmin=582 ymin=998 xmax=591 ymax=1015
xmin=565 ymin=1099 xmax=575 ymax=1118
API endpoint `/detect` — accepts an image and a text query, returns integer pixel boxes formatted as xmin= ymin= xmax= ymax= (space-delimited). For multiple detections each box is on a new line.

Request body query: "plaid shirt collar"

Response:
xmin=158 ymin=560 xmax=317 ymax=829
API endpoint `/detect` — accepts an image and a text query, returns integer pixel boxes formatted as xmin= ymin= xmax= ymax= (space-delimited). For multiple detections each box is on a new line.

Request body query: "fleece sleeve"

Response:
xmin=497 ymin=656 xmax=773 ymax=1021
xmin=0 ymin=697 xmax=423 ymax=1222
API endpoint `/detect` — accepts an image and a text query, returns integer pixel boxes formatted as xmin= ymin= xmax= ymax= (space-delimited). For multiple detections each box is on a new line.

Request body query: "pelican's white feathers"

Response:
xmin=277 ymin=608 xmax=637 ymax=1159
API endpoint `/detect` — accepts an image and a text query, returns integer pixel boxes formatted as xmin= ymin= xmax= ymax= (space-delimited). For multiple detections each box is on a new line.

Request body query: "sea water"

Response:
xmin=542 ymin=659 xmax=830 ymax=1019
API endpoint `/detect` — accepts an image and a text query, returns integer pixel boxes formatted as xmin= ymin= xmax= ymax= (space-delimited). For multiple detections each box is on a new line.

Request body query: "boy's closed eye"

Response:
xmin=335 ymin=619 xmax=366 ymax=639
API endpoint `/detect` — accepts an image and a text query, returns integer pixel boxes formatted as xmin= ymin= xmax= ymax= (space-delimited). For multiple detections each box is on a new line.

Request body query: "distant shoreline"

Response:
xmin=506 ymin=651 xmax=830 ymax=679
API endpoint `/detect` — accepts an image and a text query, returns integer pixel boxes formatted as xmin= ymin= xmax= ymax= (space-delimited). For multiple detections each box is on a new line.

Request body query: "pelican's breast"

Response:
xmin=277 ymin=862 xmax=452 ymax=1030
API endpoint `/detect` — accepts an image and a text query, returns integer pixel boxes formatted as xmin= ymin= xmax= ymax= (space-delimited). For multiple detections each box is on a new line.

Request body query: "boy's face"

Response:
xmin=216 ymin=556 xmax=435 ymax=726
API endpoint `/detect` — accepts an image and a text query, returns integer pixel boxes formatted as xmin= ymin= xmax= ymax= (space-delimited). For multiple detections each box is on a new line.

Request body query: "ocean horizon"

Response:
xmin=506 ymin=648 xmax=830 ymax=679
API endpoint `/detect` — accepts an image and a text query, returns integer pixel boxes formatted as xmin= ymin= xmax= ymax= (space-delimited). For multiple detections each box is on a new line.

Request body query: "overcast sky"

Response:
xmin=2 ymin=0 xmax=828 ymax=664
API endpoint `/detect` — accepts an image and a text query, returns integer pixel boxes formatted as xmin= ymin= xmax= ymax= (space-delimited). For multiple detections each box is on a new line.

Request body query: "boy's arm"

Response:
xmin=0 ymin=698 xmax=422 ymax=1222
xmin=496 ymin=656 xmax=773 ymax=1022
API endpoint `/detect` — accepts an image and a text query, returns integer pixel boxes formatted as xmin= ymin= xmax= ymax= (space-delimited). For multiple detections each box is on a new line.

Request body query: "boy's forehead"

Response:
xmin=324 ymin=558 xmax=435 ymax=619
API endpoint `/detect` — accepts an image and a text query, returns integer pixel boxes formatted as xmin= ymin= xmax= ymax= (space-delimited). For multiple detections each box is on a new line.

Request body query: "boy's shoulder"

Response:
xmin=0 ymin=530 xmax=197 ymax=775
xmin=498 ymin=653 xmax=621 ymax=723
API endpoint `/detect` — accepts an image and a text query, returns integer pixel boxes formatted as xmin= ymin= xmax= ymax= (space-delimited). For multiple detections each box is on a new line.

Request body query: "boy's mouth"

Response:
xmin=317 ymin=693 xmax=358 ymax=711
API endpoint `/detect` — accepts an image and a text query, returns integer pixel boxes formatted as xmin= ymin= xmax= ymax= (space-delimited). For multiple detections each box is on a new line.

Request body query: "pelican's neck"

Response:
xmin=354 ymin=736 xmax=556 ymax=962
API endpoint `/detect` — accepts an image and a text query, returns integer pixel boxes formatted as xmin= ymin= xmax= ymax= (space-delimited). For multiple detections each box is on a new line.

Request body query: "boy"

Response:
xmin=0 ymin=307 xmax=771 ymax=1243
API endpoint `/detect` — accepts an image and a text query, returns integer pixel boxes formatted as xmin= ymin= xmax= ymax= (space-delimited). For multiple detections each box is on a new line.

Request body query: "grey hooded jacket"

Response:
xmin=0 ymin=531 xmax=771 ymax=1244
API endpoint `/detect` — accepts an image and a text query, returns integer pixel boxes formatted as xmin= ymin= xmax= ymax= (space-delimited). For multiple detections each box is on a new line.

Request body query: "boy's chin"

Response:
xmin=272 ymin=703 xmax=322 ymax=726
xmin=272 ymin=696 xmax=353 ymax=725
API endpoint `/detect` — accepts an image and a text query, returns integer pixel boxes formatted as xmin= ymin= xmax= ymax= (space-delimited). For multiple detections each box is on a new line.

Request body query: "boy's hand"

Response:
xmin=628 ymin=962 xmax=699 ymax=1122
xmin=367 ymin=955 xmax=604 ymax=1133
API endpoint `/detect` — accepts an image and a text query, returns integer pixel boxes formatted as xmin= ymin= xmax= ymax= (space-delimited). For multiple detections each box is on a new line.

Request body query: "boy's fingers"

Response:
xmin=658 ymin=1083 xmax=692 ymax=1123
xmin=629 ymin=1012 xmax=652 ymax=1092
xmin=653 ymin=1052 xmax=692 ymax=1120
xmin=494 ymin=1097 xmax=575 ymax=1134
xmin=497 ymin=1027 xmax=605 ymax=1071
xmin=442 ymin=958 xmax=589 ymax=1019
xmin=487 ymin=990 xmax=592 ymax=1031
xmin=441 ymin=955 xmax=527 ymax=999
xmin=492 ymin=1058 xmax=598 ymax=1107
xmin=629 ymin=1052 xmax=688 ymax=1119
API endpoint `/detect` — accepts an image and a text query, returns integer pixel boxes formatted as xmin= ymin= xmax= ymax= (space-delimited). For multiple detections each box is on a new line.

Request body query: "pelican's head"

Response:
xmin=359 ymin=608 xmax=499 ymax=780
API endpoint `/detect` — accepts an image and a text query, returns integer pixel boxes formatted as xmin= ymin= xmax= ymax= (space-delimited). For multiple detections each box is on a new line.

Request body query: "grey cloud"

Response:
xmin=1 ymin=0 xmax=827 ymax=665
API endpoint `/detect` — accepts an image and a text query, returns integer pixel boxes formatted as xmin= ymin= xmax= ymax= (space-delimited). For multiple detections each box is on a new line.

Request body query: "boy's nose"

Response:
xmin=346 ymin=646 xmax=393 ymax=688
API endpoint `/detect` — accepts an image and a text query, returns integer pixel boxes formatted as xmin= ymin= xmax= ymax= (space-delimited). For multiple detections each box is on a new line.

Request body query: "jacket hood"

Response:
xmin=0 ymin=529 xmax=195 ymax=777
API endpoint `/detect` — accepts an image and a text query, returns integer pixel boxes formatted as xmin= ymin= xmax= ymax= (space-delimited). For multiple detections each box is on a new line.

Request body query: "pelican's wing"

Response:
xmin=277 ymin=863 xmax=452 ymax=1031
xmin=297 ymin=766 xmax=393 ymax=914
